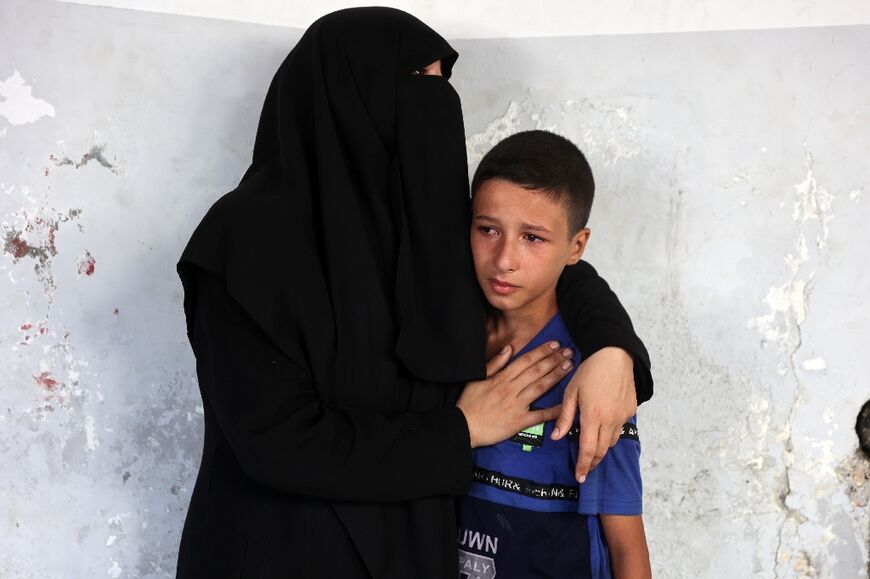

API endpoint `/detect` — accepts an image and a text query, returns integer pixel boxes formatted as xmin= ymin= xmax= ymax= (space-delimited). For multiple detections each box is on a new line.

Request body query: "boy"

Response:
xmin=456 ymin=130 xmax=651 ymax=579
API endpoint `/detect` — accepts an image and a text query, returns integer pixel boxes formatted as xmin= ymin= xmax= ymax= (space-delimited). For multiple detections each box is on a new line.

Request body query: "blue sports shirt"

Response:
xmin=457 ymin=313 xmax=642 ymax=579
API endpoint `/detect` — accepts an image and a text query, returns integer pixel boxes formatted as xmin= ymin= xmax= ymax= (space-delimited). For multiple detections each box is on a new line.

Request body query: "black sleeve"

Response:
xmin=556 ymin=261 xmax=654 ymax=404
xmin=189 ymin=268 xmax=473 ymax=502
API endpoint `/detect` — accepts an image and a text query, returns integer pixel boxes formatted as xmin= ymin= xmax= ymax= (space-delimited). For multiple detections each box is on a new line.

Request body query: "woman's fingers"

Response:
xmin=514 ymin=350 xmax=573 ymax=405
xmin=608 ymin=424 xmax=622 ymax=448
xmin=572 ymin=347 xmax=636 ymax=482
xmin=485 ymin=344 xmax=513 ymax=378
xmin=497 ymin=341 xmax=562 ymax=381
xmin=575 ymin=423 xmax=600 ymax=483
xmin=551 ymin=379 xmax=579 ymax=440
xmin=524 ymin=404 xmax=562 ymax=429
xmin=575 ymin=419 xmax=620 ymax=482
xmin=589 ymin=426 xmax=612 ymax=472
xmin=456 ymin=341 xmax=573 ymax=449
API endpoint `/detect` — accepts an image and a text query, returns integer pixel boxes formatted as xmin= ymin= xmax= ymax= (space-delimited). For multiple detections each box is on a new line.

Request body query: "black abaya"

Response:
xmin=175 ymin=8 xmax=652 ymax=578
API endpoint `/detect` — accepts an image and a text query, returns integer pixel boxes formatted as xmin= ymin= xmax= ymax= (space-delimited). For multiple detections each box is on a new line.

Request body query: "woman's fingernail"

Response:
xmin=501 ymin=345 xmax=510 ymax=354
xmin=562 ymin=361 xmax=573 ymax=370
xmin=577 ymin=474 xmax=587 ymax=484
xmin=549 ymin=341 xmax=560 ymax=349
xmin=551 ymin=427 xmax=561 ymax=439
xmin=562 ymin=348 xmax=573 ymax=358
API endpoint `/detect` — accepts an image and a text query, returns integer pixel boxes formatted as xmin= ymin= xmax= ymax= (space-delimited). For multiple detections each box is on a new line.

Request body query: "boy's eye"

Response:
xmin=523 ymin=234 xmax=545 ymax=243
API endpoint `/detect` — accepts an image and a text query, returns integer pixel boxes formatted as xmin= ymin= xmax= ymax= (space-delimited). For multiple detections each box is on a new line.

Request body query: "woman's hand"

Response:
xmin=456 ymin=341 xmax=574 ymax=448
xmin=550 ymin=347 xmax=636 ymax=482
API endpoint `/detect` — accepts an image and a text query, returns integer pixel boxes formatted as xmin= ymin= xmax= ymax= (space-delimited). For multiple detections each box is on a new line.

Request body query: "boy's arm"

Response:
xmin=600 ymin=515 xmax=652 ymax=579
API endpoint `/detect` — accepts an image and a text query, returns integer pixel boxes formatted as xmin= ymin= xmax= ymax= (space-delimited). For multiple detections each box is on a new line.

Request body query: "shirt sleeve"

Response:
xmin=572 ymin=416 xmax=643 ymax=516
xmin=188 ymin=267 xmax=473 ymax=502
xmin=556 ymin=260 xmax=654 ymax=404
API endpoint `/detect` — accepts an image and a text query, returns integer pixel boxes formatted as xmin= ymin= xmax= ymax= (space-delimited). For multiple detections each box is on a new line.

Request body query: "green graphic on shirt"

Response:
xmin=510 ymin=421 xmax=545 ymax=452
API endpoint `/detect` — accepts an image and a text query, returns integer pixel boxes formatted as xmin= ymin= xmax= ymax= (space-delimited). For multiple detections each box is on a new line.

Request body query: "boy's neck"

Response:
xmin=487 ymin=290 xmax=559 ymax=357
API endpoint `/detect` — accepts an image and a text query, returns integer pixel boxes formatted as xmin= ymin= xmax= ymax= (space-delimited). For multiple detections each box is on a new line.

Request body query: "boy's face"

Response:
xmin=471 ymin=178 xmax=590 ymax=316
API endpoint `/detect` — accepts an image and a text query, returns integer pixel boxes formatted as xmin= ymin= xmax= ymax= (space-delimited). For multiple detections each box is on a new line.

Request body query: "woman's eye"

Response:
xmin=478 ymin=226 xmax=496 ymax=235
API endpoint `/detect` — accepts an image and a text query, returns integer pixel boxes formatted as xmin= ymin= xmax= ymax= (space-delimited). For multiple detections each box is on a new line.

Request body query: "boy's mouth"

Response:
xmin=488 ymin=278 xmax=520 ymax=296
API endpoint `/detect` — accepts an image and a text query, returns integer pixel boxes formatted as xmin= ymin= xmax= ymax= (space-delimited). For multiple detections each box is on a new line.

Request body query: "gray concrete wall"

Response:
xmin=1 ymin=1 xmax=868 ymax=576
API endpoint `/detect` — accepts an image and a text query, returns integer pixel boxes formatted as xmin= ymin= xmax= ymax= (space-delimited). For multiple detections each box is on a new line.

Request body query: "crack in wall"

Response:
xmin=747 ymin=151 xmax=835 ymax=577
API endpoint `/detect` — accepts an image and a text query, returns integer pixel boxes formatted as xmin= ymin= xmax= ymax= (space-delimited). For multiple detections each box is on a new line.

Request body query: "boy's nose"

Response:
xmin=494 ymin=241 xmax=519 ymax=273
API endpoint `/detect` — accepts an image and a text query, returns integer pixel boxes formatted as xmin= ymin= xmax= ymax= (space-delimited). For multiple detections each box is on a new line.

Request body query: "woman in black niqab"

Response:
xmin=182 ymin=7 xmax=482 ymax=386
xmin=175 ymin=7 xmax=652 ymax=578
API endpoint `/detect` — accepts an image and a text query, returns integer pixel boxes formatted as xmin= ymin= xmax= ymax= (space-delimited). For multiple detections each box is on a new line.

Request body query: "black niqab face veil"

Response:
xmin=178 ymin=8 xmax=486 ymax=390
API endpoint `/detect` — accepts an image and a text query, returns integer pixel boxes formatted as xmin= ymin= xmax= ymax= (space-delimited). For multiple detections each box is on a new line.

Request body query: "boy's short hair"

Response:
xmin=471 ymin=130 xmax=594 ymax=234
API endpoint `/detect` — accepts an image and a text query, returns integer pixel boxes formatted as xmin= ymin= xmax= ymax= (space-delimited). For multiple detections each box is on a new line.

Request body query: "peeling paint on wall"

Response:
xmin=801 ymin=357 xmax=827 ymax=372
xmin=77 ymin=250 xmax=96 ymax=276
xmin=2 ymin=202 xmax=84 ymax=301
xmin=740 ymin=149 xmax=862 ymax=577
xmin=747 ymin=152 xmax=835 ymax=349
xmin=466 ymin=98 xmax=644 ymax=172
xmin=0 ymin=70 xmax=55 ymax=125
xmin=46 ymin=144 xmax=123 ymax=176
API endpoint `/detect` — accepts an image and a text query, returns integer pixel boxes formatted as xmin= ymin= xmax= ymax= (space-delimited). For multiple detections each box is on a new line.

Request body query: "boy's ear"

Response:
xmin=566 ymin=228 xmax=591 ymax=265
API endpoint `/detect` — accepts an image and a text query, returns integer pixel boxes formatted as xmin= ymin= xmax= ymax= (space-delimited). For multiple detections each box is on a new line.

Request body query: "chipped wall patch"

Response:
xmin=792 ymin=152 xmax=835 ymax=248
xmin=77 ymin=251 xmax=96 ymax=276
xmin=46 ymin=145 xmax=123 ymax=176
xmin=18 ymin=320 xmax=51 ymax=346
xmin=33 ymin=371 xmax=61 ymax=392
xmin=0 ymin=70 xmax=55 ymax=125
xmin=465 ymin=98 xmax=645 ymax=173
xmin=747 ymin=152 xmax=835 ymax=350
xmin=107 ymin=560 xmax=122 ymax=578
xmin=2 ymin=204 xmax=83 ymax=301
xmin=801 ymin=357 xmax=827 ymax=371
xmin=84 ymin=415 xmax=99 ymax=451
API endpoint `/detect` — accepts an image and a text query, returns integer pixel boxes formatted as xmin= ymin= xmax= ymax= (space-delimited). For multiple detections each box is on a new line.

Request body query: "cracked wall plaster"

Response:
xmin=1 ymin=1 xmax=868 ymax=577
